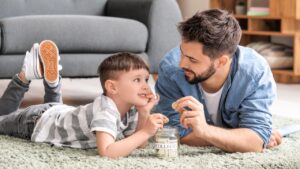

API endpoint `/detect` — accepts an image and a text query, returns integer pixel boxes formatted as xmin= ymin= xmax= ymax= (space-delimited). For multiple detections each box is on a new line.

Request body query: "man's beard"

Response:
xmin=183 ymin=63 xmax=216 ymax=84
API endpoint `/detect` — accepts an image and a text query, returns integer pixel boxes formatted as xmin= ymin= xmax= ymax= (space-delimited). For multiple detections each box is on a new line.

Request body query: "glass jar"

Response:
xmin=154 ymin=127 xmax=179 ymax=158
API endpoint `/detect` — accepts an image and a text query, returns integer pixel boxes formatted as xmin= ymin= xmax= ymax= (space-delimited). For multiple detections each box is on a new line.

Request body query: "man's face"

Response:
xmin=179 ymin=41 xmax=216 ymax=84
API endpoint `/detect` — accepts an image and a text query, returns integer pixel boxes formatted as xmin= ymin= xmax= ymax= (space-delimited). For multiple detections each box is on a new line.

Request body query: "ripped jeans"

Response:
xmin=0 ymin=75 xmax=61 ymax=140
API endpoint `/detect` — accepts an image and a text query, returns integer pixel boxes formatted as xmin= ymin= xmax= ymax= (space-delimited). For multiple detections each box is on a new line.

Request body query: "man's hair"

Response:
xmin=178 ymin=9 xmax=241 ymax=59
xmin=98 ymin=52 xmax=149 ymax=94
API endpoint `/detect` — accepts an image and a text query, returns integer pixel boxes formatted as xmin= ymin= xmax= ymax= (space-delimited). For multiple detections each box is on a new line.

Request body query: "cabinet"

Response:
xmin=210 ymin=0 xmax=300 ymax=83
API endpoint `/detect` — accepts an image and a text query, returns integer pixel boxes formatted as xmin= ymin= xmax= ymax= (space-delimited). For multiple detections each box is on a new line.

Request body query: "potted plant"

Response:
xmin=235 ymin=1 xmax=246 ymax=15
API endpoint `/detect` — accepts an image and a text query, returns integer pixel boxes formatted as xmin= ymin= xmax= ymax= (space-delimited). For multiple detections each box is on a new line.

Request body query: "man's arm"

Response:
xmin=181 ymin=126 xmax=263 ymax=152
xmin=175 ymin=96 xmax=264 ymax=152
xmin=180 ymin=131 xmax=211 ymax=146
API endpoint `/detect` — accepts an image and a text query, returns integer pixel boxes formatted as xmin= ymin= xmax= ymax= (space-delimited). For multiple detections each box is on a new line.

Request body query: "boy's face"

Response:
xmin=114 ymin=68 xmax=151 ymax=106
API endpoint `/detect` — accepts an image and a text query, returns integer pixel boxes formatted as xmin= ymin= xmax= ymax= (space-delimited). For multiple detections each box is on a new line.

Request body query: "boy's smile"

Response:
xmin=109 ymin=68 xmax=151 ymax=114
xmin=138 ymin=93 xmax=148 ymax=100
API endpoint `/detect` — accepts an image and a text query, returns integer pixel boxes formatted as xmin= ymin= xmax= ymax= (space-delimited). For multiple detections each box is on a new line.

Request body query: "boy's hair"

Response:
xmin=178 ymin=9 xmax=241 ymax=59
xmin=98 ymin=52 xmax=149 ymax=94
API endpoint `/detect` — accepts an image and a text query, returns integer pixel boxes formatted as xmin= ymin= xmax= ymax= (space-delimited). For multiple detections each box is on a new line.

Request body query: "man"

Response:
xmin=155 ymin=9 xmax=282 ymax=153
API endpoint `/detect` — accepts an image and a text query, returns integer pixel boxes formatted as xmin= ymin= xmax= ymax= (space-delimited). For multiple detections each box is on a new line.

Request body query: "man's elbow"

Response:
xmin=238 ymin=144 xmax=263 ymax=153
xmin=249 ymin=138 xmax=265 ymax=153
xmin=252 ymin=146 xmax=264 ymax=153
xmin=238 ymin=129 xmax=265 ymax=153
xmin=230 ymin=140 xmax=264 ymax=153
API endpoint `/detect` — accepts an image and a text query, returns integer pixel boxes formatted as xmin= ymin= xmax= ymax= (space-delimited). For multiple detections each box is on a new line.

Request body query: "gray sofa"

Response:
xmin=0 ymin=0 xmax=181 ymax=78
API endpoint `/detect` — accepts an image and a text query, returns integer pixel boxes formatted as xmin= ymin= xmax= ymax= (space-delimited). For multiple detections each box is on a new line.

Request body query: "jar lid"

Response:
xmin=157 ymin=126 xmax=178 ymax=134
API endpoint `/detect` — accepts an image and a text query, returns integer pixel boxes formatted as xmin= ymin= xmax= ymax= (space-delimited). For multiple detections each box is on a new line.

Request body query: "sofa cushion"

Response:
xmin=0 ymin=0 xmax=107 ymax=19
xmin=0 ymin=15 xmax=148 ymax=54
xmin=0 ymin=53 xmax=149 ymax=78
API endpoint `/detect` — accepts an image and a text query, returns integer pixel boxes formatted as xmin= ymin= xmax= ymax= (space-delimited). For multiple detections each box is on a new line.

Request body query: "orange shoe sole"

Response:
xmin=39 ymin=40 xmax=59 ymax=83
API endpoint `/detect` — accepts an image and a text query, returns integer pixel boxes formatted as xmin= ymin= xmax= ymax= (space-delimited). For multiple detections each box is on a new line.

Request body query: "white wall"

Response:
xmin=177 ymin=0 xmax=210 ymax=19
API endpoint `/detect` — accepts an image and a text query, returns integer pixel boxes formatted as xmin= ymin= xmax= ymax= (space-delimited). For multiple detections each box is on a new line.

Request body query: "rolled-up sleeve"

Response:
xmin=238 ymin=66 xmax=276 ymax=147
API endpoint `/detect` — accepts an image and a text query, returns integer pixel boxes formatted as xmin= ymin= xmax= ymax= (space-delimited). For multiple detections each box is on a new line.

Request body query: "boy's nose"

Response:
xmin=142 ymin=84 xmax=149 ymax=90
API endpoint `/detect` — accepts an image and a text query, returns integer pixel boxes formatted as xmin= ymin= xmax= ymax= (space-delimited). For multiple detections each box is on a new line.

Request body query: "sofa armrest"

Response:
xmin=0 ymin=28 xmax=2 ymax=50
xmin=106 ymin=0 xmax=182 ymax=73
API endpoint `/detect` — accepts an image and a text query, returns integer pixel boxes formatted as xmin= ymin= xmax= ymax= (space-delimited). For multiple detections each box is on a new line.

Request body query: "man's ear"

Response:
xmin=104 ymin=80 xmax=118 ymax=95
xmin=215 ymin=55 xmax=229 ymax=68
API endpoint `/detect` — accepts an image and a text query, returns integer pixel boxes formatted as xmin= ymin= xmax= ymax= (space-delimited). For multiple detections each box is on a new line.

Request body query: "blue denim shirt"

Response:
xmin=155 ymin=46 xmax=276 ymax=146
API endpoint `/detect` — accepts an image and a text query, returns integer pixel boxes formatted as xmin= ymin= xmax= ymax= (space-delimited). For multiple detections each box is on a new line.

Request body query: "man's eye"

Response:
xmin=189 ymin=58 xmax=197 ymax=63
xmin=145 ymin=78 xmax=149 ymax=83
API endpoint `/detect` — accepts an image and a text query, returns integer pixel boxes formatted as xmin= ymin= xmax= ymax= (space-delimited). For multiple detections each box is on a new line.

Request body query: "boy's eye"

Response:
xmin=145 ymin=78 xmax=149 ymax=83
xmin=134 ymin=78 xmax=141 ymax=82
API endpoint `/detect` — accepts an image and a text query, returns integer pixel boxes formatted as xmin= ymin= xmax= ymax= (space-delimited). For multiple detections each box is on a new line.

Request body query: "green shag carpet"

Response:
xmin=0 ymin=116 xmax=299 ymax=169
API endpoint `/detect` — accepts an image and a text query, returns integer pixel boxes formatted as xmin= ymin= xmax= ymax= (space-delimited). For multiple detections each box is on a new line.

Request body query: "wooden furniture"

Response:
xmin=210 ymin=0 xmax=300 ymax=83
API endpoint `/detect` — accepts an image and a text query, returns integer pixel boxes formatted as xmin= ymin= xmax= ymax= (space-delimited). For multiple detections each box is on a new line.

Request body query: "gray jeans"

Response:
xmin=0 ymin=75 xmax=62 ymax=140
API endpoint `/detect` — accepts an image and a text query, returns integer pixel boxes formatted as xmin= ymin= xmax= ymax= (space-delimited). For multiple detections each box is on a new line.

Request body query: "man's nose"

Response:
xmin=179 ymin=55 xmax=187 ymax=68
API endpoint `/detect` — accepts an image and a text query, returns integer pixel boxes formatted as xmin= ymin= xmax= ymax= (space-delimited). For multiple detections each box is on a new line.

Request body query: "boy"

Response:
xmin=0 ymin=40 xmax=167 ymax=158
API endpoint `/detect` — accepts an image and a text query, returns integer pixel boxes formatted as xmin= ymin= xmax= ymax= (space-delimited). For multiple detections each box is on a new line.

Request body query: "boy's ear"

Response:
xmin=104 ymin=80 xmax=118 ymax=95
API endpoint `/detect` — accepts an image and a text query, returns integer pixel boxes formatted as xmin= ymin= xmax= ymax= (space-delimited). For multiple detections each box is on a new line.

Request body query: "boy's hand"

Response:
xmin=136 ymin=92 xmax=160 ymax=115
xmin=141 ymin=113 xmax=168 ymax=136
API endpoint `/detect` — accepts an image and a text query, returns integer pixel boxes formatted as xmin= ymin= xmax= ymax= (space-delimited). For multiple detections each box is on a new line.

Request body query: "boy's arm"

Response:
xmin=135 ymin=112 xmax=149 ymax=148
xmin=135 ymin=93 xmax=160 ymax=148
xmin=96 ymin=113 xmax=165 ymax=158
xmin=96 ymin=130 xmax=151 ymax=158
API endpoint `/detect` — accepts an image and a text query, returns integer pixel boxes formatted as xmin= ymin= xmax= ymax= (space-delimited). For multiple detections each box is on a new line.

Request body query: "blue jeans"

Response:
xmin=0 ymin=75 xmax=62 ymax=139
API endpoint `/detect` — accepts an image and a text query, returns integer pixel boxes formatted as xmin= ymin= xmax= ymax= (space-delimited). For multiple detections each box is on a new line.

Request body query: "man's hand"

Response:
xmin=172 ymin=96 xmax=207 ymax=137
xmin=267 ymin=129 xmax=282 ymax=148
xmin=173 ymin=96 xmax=265 ymax=152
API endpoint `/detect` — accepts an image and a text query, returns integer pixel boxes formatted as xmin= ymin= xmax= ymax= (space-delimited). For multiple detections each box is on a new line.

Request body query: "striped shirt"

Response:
xmin=31 ymin=95 xmax=138 ymax=149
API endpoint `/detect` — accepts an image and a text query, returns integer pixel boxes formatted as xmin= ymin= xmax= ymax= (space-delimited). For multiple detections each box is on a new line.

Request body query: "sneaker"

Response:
xmin=21 ymin=43 xmax=43 ymax=81
xmin=39 ymin=40 xmax=61 ymax=86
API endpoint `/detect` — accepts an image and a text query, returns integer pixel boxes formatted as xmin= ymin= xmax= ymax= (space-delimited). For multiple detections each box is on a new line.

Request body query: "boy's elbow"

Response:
xmin=97 ymin=148 xmax=113 ymax=158
xmin=97 ymin=149 xmax=107 ymax=157
xmin=98 ymin=150 xmax=117 ymax=159
xmin=97 ymin=147 xmax=125 ymax=159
